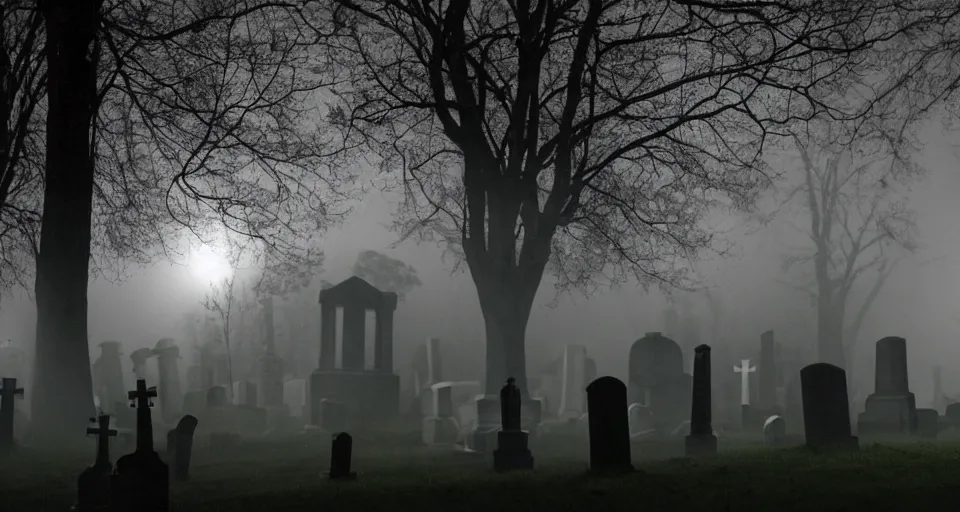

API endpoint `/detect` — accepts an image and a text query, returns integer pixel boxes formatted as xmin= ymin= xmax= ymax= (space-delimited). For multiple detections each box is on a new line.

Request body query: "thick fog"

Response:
xmin=2 ymin=123 xmax=960 ymax=413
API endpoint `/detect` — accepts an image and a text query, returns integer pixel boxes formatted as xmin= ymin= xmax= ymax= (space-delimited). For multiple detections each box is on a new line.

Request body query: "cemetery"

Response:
xmin=5 ymin=2 xmax=960 ymax=512
xmin=4 ymin=286 xmax=960 ymax=510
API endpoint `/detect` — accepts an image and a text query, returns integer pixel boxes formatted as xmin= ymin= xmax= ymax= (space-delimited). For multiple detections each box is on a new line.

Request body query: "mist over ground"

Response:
xmin=2 ymin=124 xmax=959 ymax=414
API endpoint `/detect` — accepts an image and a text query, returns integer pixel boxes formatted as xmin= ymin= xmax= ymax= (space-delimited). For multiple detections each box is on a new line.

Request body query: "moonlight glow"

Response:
xmin=189 ymin=244 xmax=233 ymax=284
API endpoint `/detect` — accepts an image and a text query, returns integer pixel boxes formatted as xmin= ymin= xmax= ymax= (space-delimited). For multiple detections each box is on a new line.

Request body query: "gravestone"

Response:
xmin=259 ymin=348 xmax=284 ymax=408
xmin=758 ymin=331 xmax=778 ymax=411
xmin=685 ymin=345 xmax=717 ymax=457
xmin=73 ymin=414 xmax=117 ymax=512
xmin=311 ymin=276 xmax=400 ymax=424
xmin=166 ymin=415 xmax=199 ymax=482
xmin=130 ymin=348 xmax=154 ymax=383
xmin=857 ymin=336 xmax=917 ymax=438
xmin=800 ymin=363 xmax=858 ymax=450
xmin=206 ymin=386 xmax=228 ymax=407
xmin=558 ymin=344 xmax=588 ymax=420
xmin=493 ymin=378 xmax=534 ymax=472
xmin=422 ymin=382 xmax=459 ymax=447
xmin=112 ymin=379 xmax=169 ymax=512
xmin=0 ymin=377 xmax=24 ymax=456
xmin=763 ymin=415 xmax=786 ymax=446
xmin=586 ymin=376 xmax=632 ymax=473
xmin=734 ymin=359 xmax=756 ymax=430
xmin=319 ymin=398 xmax=347 ymax=432
xmin=153 ymin=339 xmax=183 ymax=424
xmin=92 ymin=341 xmax=127 ymax=415
xmin=328 ymin=432 xmax=357 ymax=480
xmin=283 ymin=378 xmax=308 ymax=417
xmin=628 ymin=332 xmax=689 ymax=434
xmin=914 ymin=408 xmax=938 ymax=438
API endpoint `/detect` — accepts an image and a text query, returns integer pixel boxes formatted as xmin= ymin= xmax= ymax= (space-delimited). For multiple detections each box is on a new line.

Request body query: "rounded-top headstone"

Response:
xmin=874 ymin=336 xmax=908 ymax=394
xmin=629 ymin=332 xmax=684 ymax=389
xmin=800 ymin=363 xmax=855 ymax=450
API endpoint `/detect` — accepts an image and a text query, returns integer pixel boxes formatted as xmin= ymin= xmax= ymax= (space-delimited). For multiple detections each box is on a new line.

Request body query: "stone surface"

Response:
xmin=800 ymin=363 xmax=858 ymax=450
xmin=763 ymin=415 xmax=786 ymax=446
xmin=586 ymin=376 xmax=632 ymax=472
xmin=858 ymin=336 xmax=917 ymax=438
xmin=685 ymin=345 xmax=717 ymax=457
xmin=915 ymin=408 xmax=938 ymax=439
xmin=328 ymin=432 xmax=357 ymax=480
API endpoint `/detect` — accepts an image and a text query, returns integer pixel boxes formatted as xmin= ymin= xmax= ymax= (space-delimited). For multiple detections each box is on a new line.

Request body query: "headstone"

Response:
xmin=800 ymin=363 xmax=858 ymax=450
xmin=165 ymin=415 xmax=199 ymax=482
xmin=932 ymin=366 xmax=943 ymax=412
xmin=492 ymin=378 xmax=534 ymax=472
xmin=0 ymin=377 xmax=24 ymax=456
xmin=914 ymin=408 xmax=938 ymax=439
xmin=558 ymin=344 xmax=588 ymax=420
xmin=685 ymin=345 xmax=717 ymax=456
xmin=758 ymin=331 xmax=777 ymax=410
xmin=259 ymin=350 xmax=284 ymax=408
xmin=206 ymin=386 xmax=228 ymax=407
xmin=945 ymin=403 xmax=960 ymax=427
xmin=628 ymin=332 xmax=688 ymax=434
xmin=73 ymin=414 xmax=117 ymax=512
xmin=112 ymin=379 xmax=170 ymax=512
xmin=763 ymin=415 xmax=786 ymax=446
xmin=857 ymin=337 xmax=917 ymax=437
xmin=734 ymin=359 xmax=756 ymax=429
xmin=422 ymin=382 xmax=459 ymax=447
xmin=92 ymin=341 xmax=127 ymax=415
xmin=586 ymin=376 xmax=632 ymax=473
xmin=282 ymin=378 xmax=308 ymax=417
xmin=328 ymin=432 xmax=357 ymax=480
xmin=153 ymin=339 xmax=183 ymax=424
xmin=319 ymin=398 xmax=347 ymax=432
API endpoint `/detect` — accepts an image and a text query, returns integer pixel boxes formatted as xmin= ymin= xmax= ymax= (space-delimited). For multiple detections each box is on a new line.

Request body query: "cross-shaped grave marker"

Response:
xmin=0 ymin=377 xmax=24 ymax=455
xmin=87 ymin=413 xmax=119 ymax=469
xmin=127 ymin=379 xmax=158 ymax=453
xmin=733 ymin=359 xmax=756 ymax=406
xmin=74 ymin=413 xmax=119 ymax=511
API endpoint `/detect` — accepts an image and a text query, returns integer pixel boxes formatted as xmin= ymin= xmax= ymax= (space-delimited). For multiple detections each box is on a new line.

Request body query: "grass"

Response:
xmin=4 ymin=426 xmax=960 ymax=512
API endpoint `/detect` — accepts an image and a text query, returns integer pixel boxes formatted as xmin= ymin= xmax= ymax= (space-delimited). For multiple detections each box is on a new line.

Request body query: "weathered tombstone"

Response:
xmin=206 ymin=386 xmax=228 ymax=407
xmin=628 ymin=332 xmax=688 ymax=434
xmin=800 ymin=363 xmax=858 ymax=450
xmin=857 ymin=336 xmax=917 ymax=437
xmin=558 ymin=344 xmax=588 ymax=420
xmin=763 ymin=415 xmax=786 ymax=446
xmin=92 ymin=341 xmax=127 ymax=415
xmin=915 ymin=408 xmax=938 ymax=439
xmin=493 ymin=378 xmax=534 ymax=472
xmin=73 ymin=414 xmax=118 ymax=512
xmin=153 ymin=339 xmax=183 ymax=424
xmin=328 ymin=432 xmax=357 ymax=480
xmin=586 ymin=376 xmax=632 ymax=473
xmin=685 ymin=345 xmax=717 ymax=457
xmin=758 ymin=331 xmax=777 ymax=410
xmin=166 ymin=415 xmax=199 ymax=482
xmin=734 ymin=359 xmax=756 ymax=430
xmin=422 ymin=382 xmax=459 ymax=447
xmin=112 ymin=379 xmax=170 ymax=512
xmin=319 ymin=398 xmax=347 ymax=432
xmin=0 ymin=377 xmax=24 ymax=456
xmin=311 ymin=276 xmax=400 ymax=424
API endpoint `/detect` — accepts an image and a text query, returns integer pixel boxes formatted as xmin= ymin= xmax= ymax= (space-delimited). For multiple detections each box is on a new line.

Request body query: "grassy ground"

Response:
xmin=3 ymin=427 xmax=960 ymax=512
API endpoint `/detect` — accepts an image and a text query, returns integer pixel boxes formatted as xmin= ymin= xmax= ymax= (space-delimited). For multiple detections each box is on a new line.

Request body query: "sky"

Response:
xmin=1 ymin=121 xmax=959 ymax=406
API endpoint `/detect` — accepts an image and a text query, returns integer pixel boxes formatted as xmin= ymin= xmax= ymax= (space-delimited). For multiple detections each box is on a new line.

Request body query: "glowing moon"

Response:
xmin=189 ymin=245 xmax=233 ymax=284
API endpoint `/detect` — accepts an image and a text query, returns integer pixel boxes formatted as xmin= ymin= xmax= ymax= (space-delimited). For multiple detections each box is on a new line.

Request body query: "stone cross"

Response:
xmin=734 ymin=359 xmax=756 ymax=406
xmin=128 ymin=379 xmax=158 ymax=453
xmin=0 ymin=377 xmax=24 ymax=454
xmin=500 ymin=377 xmax=522 ymax=431
xmin=87 ymin=414 xmax=118 ymax=469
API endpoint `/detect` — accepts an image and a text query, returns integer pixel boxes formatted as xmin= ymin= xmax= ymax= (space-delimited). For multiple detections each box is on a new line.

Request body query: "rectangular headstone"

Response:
xmin=558 ymin=344 xmax=587 ymax=419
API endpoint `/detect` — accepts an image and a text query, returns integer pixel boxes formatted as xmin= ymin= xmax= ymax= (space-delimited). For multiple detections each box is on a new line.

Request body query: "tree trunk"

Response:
xmin=477 ymin=285 xmax=533 ymax=397
xmin=31 ymin=0 xmax=99 ymax=444
xmin=816 ymin=294 xmax=846 ymax=369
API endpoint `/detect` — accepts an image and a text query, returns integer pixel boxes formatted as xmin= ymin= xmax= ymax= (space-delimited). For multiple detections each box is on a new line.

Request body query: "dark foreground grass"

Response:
xmin=3 ymin=429 xmax=960 ymax=512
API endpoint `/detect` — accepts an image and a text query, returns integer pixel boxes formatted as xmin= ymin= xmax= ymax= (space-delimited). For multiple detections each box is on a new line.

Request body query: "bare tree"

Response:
xmin=781 ymin=123 xmax=918 ymax=372
xmin=31 ymin=1 xmax=344 ymax=443
xmin=0 ymin=2 xmax=44 ymax=294
xmin=314 ymin=0 xmax=922 ymax=397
